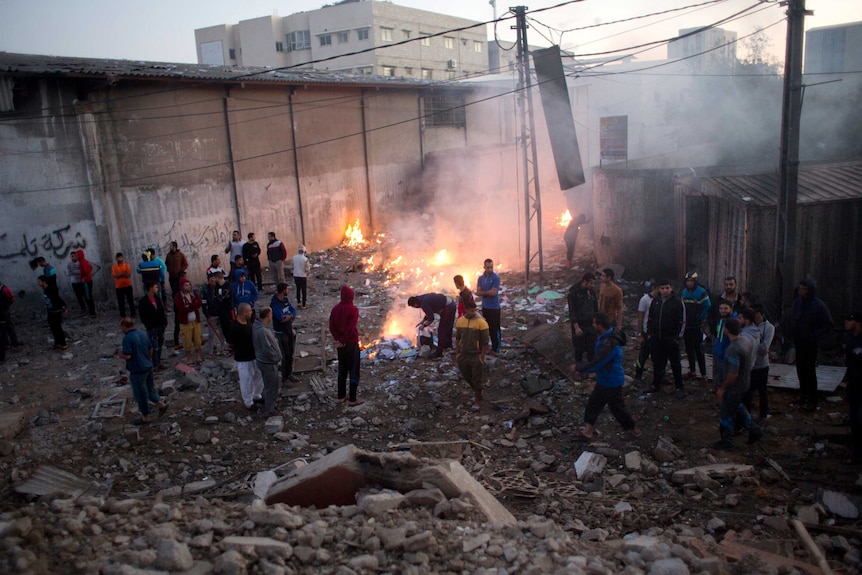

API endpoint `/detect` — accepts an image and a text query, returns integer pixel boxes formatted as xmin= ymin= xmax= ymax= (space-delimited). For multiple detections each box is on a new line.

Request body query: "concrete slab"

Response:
xmin=0 ymin=411 xmax=26 ymax=440
xmin=265 ymin=444 xmax=423 ymax=508
xmin=418 ymin=460 xmax=517 ymax=527
xmin=765 ymin=364 xmax=844 ymax=392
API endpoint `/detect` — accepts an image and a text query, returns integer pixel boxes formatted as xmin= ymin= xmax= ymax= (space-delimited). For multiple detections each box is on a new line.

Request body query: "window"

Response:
xmin=357 ymin=66 xmax=373 ymax=74
xmin=474 ymin=41 xmax=483 ymax=53
xmin=446 ymin=71 xmax=456 ymax=80
xmin=287 ymin=30 xmax=311 ymax=51
xmin=403 ymin=29 xmax=411 ymax=38
xmin=319 ymin=34 xmax=332 ymax=47
xmin=404 ymin=66 xmax=413 ymax=76
xmin=276 ymin=41 xmax=284 ymax=52
xmin=381 ymin=27 xmax=393 ymax=42
xmin=382 ymin=66 xmax=395 ymax=77
xmin=421 ymin=68 xmax=432 ymax=80
xmin=444 ymin=37 xmax=454 ymax=49
xmin=425 ymin=93 xmax=466 ymax=127
xmin=337 ymin=31 xmax=349 ymax=43
xmin=357 ymin=27 xmax=369 ymax=41
xmin=228 ymin=48 xmax=236 ymax=60
xmin=420 ymin=35 xmax=431 ymax=47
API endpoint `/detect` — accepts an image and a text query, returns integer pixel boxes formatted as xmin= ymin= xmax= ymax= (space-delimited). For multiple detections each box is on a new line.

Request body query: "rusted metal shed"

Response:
xmin=592 ymin=160 xmax=861 ymax=319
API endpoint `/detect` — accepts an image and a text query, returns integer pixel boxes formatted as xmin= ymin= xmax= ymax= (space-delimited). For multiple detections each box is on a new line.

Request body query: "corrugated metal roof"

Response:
xmin=693 ymin=160 xmax=862 ymax=207
xmin=0 ymin=51 xmax=473 ymax=91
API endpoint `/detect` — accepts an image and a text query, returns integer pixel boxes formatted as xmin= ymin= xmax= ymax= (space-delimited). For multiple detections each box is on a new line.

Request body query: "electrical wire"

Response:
xmin=2 ymin=3 xmax=784 ymax=191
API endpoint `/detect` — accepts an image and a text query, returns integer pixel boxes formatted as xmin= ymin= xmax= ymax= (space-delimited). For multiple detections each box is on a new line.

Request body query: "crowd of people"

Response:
xmin=566 ymin=269 xmax=861 ymax=457
xmin=4 ymin=242 xmax=859 ymax=462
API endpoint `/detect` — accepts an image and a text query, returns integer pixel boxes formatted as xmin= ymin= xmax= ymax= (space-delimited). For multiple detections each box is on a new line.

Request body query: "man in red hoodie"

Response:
xmin=329 ymin=285 xmax=363 ymax=406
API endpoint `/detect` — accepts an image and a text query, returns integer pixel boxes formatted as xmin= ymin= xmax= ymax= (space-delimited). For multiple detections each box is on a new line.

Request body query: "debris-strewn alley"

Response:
xmin=0 ymin=236 xmax=860 ymax=575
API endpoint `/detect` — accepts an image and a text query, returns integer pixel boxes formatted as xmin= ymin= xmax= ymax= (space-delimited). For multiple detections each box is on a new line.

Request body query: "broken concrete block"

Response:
xmin=180 ymin=372 xmax=207 ymax=391
xmin=574 ymin=451 xmax=607 ymax=481
xmin=624 ymin=451 xmax=642 ymax=471
xmin=265 ymin=445 xmax=422 ymax=508
xmin=763 ymin=515 xmax=790 ymax=532
xmin=418 ymin=460 xmax=517 ymax=527
xmin=463 ymin=532 xmax=491 ymax=552
xmin=376 ymin=526 xmax=406 ymax=550
xmin=521 ymin=375 xmax=552 ymax=396
xmin=160 ymin=379 xmax=176 ymax=396
xmin=623 ymin=535 xmax=661 ymax=552
xmin=403 ymin=487 xmax=446 ymax=508
xmin=0 ymin=412 xmax=26 ymax=440
xmin=357 ymin=490 xmax=405 ymax=516
xmin=264 ymin=416 xmax=284 ymax=435
xmin=796 ymin=505 xmax=820 ymax=524
xmin=654 ymin=436 xmax=683 ymax=462
xmin=221 ymin=536 xmax=294 ymax=557
xmin=820 ymin=489 xmax=860 ymax=519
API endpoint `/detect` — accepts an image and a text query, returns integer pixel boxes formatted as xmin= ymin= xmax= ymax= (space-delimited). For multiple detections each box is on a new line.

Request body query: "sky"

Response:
xmin=1 ymin=0 xmax=860 ymax=65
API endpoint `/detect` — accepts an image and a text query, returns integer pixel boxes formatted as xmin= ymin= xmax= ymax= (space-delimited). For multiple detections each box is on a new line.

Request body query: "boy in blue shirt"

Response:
xmin=119 ymin=317 xmax=166 ymax=425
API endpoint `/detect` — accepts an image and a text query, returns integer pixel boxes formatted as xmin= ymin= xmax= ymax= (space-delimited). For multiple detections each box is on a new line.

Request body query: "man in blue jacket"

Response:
xmin=681 ymin=272 xmax=711 ymax=383
xmin=571 ymin=312 xmax=641 ymax=441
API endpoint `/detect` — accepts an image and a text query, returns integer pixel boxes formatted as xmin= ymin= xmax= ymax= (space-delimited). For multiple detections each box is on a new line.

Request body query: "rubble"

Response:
xmin=0 ymin=239 xmax=859 ymax=573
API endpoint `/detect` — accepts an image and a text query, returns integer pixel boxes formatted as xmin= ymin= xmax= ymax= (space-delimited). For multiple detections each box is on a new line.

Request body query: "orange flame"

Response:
xmin=343 ymin=219 xmax=364 ymax=246
xmin=558 ymin=209 xmax=573 ymax=228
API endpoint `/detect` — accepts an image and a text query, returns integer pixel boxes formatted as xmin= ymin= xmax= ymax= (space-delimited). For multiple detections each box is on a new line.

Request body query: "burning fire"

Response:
xmin=343 ymin=219 xmax=364 ymax=246
xmin=558 ymin=209 xmax=573 ymax=228
xmin=431 ymin=249 xmax=451 ymax=266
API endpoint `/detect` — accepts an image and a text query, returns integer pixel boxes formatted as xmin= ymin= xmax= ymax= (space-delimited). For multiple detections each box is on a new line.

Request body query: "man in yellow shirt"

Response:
xmin=455 ymin=299 xmax=490 ymax=412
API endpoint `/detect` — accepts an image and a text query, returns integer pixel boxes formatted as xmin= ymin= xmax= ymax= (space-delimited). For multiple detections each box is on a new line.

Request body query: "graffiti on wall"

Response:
xmin=0 ymin=225 xmax=88 ymax=261
xmin=129 ymin=218 xmax=234 ymax=263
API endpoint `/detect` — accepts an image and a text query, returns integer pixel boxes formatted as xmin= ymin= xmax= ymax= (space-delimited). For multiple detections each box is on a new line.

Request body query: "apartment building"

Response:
xmin=195 ymin=0 xmax=488 ymax=79
xmin=667 ymin=27 xmax=737 ymax=72
xmin=805 ymin=21 xmax=862 ymax=74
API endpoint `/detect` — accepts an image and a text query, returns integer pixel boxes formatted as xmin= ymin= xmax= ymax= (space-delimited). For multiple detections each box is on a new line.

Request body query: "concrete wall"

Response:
xmin=0 ymin=79 xmax=105 ymax=303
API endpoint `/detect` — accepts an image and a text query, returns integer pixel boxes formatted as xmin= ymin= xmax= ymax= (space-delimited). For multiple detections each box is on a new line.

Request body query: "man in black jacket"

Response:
xmin=647 ymin=279 xmax=687 ymax=398
xmin=242 ymin=232 xmax=263 ymax=291
xmin=791 ymin=278 xmax=834 ymax=411
xmin=567 ymin=273 xmax=598 ymax=362
xmin=138 ymin=281 xmax=168 ymax=369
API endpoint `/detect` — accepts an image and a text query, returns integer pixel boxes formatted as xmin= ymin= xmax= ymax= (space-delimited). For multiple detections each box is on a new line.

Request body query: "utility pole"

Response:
xmin=512 ymin=5 xmax=544 ymax=290
xmin=774 ymin=0 xmax=811 ymax=320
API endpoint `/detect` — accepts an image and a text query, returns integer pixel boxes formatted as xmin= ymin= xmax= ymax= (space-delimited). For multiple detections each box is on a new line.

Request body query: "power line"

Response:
xmin=3 ymin=3 xmax=779 ymax=193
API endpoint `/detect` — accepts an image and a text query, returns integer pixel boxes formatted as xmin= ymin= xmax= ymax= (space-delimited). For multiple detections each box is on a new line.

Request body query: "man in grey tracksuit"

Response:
xmin=253 ymin=306 xmax=283 ymax=417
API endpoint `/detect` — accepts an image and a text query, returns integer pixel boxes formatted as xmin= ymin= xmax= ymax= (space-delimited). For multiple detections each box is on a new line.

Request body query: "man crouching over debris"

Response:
xmin=570 ymin=312 xmax=641 ymax=441
xmin=455 ymin=299 xmax=489 ymax=412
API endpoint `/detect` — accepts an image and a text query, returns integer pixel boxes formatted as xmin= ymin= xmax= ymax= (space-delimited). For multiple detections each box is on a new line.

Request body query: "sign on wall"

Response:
xmin=600 ymin=115 xmax=628 ymax=162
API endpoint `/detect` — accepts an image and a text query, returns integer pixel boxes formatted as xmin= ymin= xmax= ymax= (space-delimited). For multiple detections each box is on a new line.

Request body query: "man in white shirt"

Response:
xmin=291 ymin=245 xmax=310 ymax=309
xmin=633 ymin=283 xmax=659 ymax=385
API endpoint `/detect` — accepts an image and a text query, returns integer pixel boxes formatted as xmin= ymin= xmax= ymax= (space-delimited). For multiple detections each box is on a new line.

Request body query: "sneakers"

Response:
xmin=246 ymin=404 xmax=260 ymax=412
xmin=286 ymin=375 xmax=300 ymax=383
xmin=709 ymin=439 xmax=733 ymax=451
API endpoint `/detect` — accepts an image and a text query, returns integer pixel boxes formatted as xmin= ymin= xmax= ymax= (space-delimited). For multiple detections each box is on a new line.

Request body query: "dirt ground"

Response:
xmin=1 ymin=233 xmax=861 ymax=570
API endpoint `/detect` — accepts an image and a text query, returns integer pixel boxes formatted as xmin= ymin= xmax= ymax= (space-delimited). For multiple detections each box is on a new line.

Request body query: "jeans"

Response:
xmin=795 ymin=339 xmax=819 ymax=406
xmin=257 ymin=361 xmax=279 ymax=414
xmin=294 ymin=276 xmax=307 ymax=307
xmin=247 ymin=260 xmax=263 ymax=290
xmin=130 ymin=369 xmax=159 ymax=417
xmin=482 ymin=308 xmax=501 ymax=353
xmin=584 ymin=384 xmax=636 ymax=430
xmin=116 ymin=286 xmax=136 ymax=317
xmin=269 ymin=260 xmax=285 ymax=287
xmin=683 ymin=328 xmax=707 ymax=377
xmin=572 ymin=321 xmax=596 ymax=362
xmin=651 ymin=336 xmax=683 ymax=390
xmin=743 ymin=366 xmax=769 ymax=419
xmin=48 ymin=311 xmax=66 ymax=347
xmin=337 ymin=342 xmax=361 ymax=401
xmin=276 ymin=329 xmax=296 ymax=381
xmin=147 ymin=326 xmax=165 ymax=367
